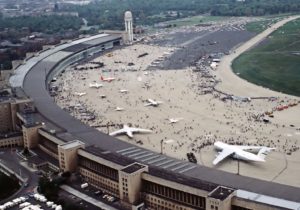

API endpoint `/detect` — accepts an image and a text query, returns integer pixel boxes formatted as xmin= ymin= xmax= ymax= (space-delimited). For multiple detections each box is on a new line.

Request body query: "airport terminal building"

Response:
xmin=1 ymin=33 xmax=300 ymax=210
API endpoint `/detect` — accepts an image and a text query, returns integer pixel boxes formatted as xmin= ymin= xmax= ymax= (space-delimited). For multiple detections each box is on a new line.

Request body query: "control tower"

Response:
xmin=124 ymin=11 xmax=134 ymax=44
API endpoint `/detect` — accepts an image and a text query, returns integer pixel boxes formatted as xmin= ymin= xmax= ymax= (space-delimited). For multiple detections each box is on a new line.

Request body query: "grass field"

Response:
xmin=245 ymin=16 xmax=285 ymax=33
xmin=162 ymin=15 xmax=228 ymax=27
xmin=233 ymin=18 xmax=300 ymax=96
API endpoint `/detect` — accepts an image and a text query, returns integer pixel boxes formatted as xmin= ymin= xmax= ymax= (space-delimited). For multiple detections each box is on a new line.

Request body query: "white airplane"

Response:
xmin=119 ymin=89 xmax=129 ymax=93
xmin=89 ymin=83 xmax=103 ymax=88
xmin=109 ymin=124 xmax=152 ymax=138
xmin=101 ymin=76 xmax=115 ymax=82
xmin=144 ymin=99 xmax=163 ymax=107
xmin=74 ymin=92 xmax=86 ymax=96
xmin=115 ymin=107 xmax=124 ymax=111
xmin=168 ymin=118 xmax=183 ymax=124
xmin=213 ymin=141 xmax=275 ymax=165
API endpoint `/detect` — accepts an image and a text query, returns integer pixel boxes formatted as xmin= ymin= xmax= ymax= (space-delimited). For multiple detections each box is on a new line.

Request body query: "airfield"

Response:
xmin=54 ymin=17 xmax=300 ymax=187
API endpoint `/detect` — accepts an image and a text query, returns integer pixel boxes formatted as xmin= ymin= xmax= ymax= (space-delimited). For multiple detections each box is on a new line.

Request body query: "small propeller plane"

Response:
xmin=74 ymin=92 xmax=87 ymax=96
xmin=115 ymin=107 xmax=124 ymax=111
xmin=109 ymin=124 xmax=152 ymax=138
xmin=119 ymin=89 xmax=129 ymax=93
xmin=144 ymin=99 xmax=163 ymax=107
xmin=101 ymin=76 xmax=115 ymax=82
xmin=167 ymin=118 xmax=183 ymax=124
xmin=89 ymin=83 xmax=103 ymax=88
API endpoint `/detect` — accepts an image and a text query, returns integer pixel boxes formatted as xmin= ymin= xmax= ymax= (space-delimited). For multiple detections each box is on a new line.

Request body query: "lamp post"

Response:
xmin=237 ymin=158 xmax=240 ymax=175
xmin=160 ymin=139 xmax=174 ymax=154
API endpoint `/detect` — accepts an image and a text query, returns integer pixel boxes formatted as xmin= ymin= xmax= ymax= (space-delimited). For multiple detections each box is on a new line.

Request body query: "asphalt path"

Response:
xmin=150 ymin=29 xmax=254 ymax=70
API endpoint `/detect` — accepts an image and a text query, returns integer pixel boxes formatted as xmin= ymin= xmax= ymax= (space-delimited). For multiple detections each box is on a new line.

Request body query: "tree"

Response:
xmin=22 ymin=147 xmax=30 ymax=156
xmin=38 ymin=176 xmax=59 ymax=201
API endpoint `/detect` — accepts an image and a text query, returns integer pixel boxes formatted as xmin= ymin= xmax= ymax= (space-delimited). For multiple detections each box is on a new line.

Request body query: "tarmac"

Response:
xmin=54 ymin=16 xmax=300 ymax=188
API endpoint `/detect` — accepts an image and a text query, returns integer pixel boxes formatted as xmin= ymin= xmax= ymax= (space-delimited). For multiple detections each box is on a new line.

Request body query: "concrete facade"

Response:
xmin=58 ymin=140 xmax=85 ymax=172
xmin=0 ymin=133 xmax=23 ymax=148
xmin=0 ymin=101 xmax=13 ymax=133
xmin=0 ymin=97 xmax=34 ymax=133
xmin=119 ymin=163 xmax=148 ymax=205
xmin=22 ymin=124 xmax=43 ymax=149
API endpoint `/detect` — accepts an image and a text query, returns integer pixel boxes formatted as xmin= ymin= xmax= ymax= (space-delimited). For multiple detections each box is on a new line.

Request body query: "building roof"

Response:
xmin=20 ymin=112 xmax=64 ymax=133
xmin=236 ymin=190 xmax=300 ymax=209
xmin=121 ymin=163 xmax=146 ymax=174
xmin=148 ymin=166 xmax=218 ymax=192
xmin=59 ymin=140 xmax=84 ymax=150
xmin=84 ymin=146 xmax=134 ymax=167
xmin=124 ymin=11 xmax=133 ymax=20
xmin=208 ymin=186 xmax=234 ymax=201
xmin=0 ymin=132 xmax=22 ymax=139
xmin=62 ymin=43 xmax=91 ymax=53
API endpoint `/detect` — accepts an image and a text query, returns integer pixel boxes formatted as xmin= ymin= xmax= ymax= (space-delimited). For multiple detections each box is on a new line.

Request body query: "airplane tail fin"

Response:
xmin=258 ymin=147 xmax=275 ymax=160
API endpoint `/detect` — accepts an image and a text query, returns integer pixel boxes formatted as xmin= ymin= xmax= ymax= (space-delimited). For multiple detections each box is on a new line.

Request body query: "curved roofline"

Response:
xmin=18 ymin=33 xmax=300 ymax=203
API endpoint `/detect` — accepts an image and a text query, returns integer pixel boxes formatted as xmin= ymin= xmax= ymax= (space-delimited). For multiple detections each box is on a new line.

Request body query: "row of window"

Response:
xmin=0 ymin=142 xmax=22 ymax=148
xmin=145 ymin=194 xmax=191 ymax=210
xmin=0 ymin=137 xmax=22 ymax=147
xmin=0 ymin=104 xmax=9 ymax=108
xmin=143 ymin=180 xmax=205 ymax=208
xmin=38 ymin=144 xmax=59 ymax=160
xmin=78 ymin=156 xmax=118 ymax=181
xmin=211 ymin=205 xmax=219 ymax=210
xmin=79 ymin=167 xmax=119 ymax=196
xmin=39 ymin=137 xmax=59 ymax=155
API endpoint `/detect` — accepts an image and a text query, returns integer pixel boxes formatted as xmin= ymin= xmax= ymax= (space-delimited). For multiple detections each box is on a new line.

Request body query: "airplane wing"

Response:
xmin=126 ymin=130 xmax=133 ymax=138
xmin=130 ymin=128 xmax=152 ymax=134
xmin=148 ymin=99 xmax=155 ymax=103
xmin=213 ymin=149 xmax=235 ymax=165
xmin=144 ymin=103 xmax=152 ymax=106
xmin=109 ymin=129 xmax=125 ymax=136
xmin=257 ymin=147 xmax=275 ymax=160
xmin=234 ymin=145 xmax=265 ymax=152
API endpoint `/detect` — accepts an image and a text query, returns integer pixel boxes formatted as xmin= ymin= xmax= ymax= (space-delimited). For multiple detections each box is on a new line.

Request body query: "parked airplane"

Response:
xmin=119 ymin=89 xmax=129 ymax=93
xmin=144 ymin=99 xmax=163 ymax=107
xmin=168 ymin=118 xmax=183 ymax=124
xmin=89 ymin=83 xmax=103 ymax=88
xmin=101 ymin=76 xmax=115 ymax=82
xmin=231 ymin=96 xmax=251 ymax=102
xmin=74 ymin=92 xmax=86 ymax=96
xmin=115 ymin=107 xmax=124 ymax=111
xmin=109 ymin=125 xmax=152 ymax=138
xmin=213 ymin=141 xmax=275 ymax=165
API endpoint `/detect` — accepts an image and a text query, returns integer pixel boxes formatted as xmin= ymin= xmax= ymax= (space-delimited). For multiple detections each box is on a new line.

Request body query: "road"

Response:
xmin=60 ymin=185 xmax=119 ymax=210
xmin=0 ymin=148 xmax=39 ymax=204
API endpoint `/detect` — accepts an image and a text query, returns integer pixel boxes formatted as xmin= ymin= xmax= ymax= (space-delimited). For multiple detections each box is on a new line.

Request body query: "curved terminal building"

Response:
xmin=2 ymin=33 xmax=300 ymax=210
